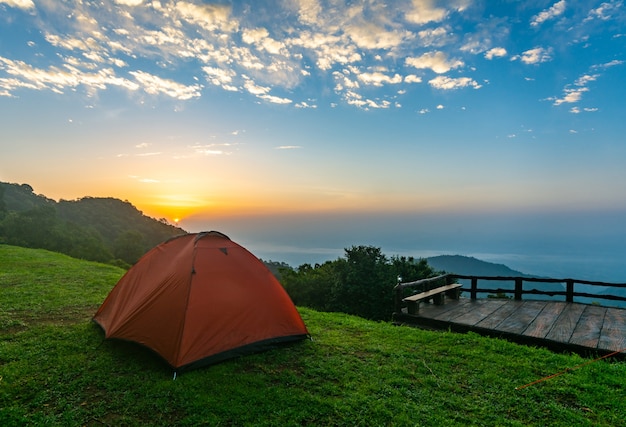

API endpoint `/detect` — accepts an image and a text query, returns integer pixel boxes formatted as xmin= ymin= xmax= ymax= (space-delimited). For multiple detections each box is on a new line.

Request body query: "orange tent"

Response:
xmin=93 ymin=231 xmax=308 ymax=371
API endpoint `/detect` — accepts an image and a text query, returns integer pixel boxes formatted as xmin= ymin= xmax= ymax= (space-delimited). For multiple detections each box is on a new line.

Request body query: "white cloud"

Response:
xmin=175 ymin=2 xmax=237 ymax=33
xmin=585 ymin=0 xmax=623 ymax=22
xmin=513 ymin=47 xmax=553 ymax=64
xmin=203 ymin=66 xmax=237 ymax=90
xmin=357 ymin=71 xmax=403 ymax=86
xmin=429 ymin=75 xmax=481 ymax=90
xmin=593 ymin=59 xmax=624 ymax=69
xmin=404 ymin=75 xmax=422 ymax=83
xmin=0 ymin=0 xmax=34 ymax=9
xmin=575 ymin=74 xmax=598 ymax=86
xmin=345 ymin=22 xmax=410 ymax=50
xmin=275 ymin=145 xmax=302 ymax=149
xmin=405 ymin=0 xmax=448 ymax=24
xmin=0 ymin=0 xmax=619 ymax=111
xmin=114 ymin=0 xmax=143 ymax=6
xmin=405 ymin=51 xmax=464 ymax=74
xmin=485 ymin=47 xmax=507 ymax=60
xmin=242 ymin=27 xmax=285 ymax=54
xmin=417 ymin=26 xmax=453 ymax=48
xmin=552 ymin=87 xmax=588 ymax=105
xmin=530 ymin=0 xmax=566 ymax=27
xmin=259 ymin=93 xmax=293 ymax=104
xmin=129 ymin=71 xmax=201 ymax=100
xmin=243 ymin=79 xmax=269 ymax=95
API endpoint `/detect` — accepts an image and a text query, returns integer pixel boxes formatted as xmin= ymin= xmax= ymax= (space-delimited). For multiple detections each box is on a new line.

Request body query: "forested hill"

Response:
xmin=426 ymin=255 xmax=535 ymax=277
xmin=0 ymin=181 xmax=185 ymax=266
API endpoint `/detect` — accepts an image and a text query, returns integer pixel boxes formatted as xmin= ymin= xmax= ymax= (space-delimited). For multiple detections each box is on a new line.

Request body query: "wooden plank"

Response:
xmin=418 ymin=298 xmax=472 ymax=321
xmin=496 ymin=301 xmax=547 ymax=335
xmin=545 ymin=303 xmax=586 ymax=343
xmin=446 ymin=299 xmax=509 ymax=326
xmin=475 ymin=300 xmax=525 ymax=329
xmin=523 ymin=302 xmax=568 ymax=339
xmin=403 ymin=283 xmax=462 ymax=303
xmin=569 ymin=305 xmax=607 ymax=349
xmin=404 ymin=298 xmax=626 ymax=356
xmin=598 ymin=307 xmax=626 ymax=352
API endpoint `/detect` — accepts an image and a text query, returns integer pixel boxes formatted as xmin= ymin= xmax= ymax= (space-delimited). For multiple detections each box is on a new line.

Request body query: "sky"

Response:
xmin=1 ymin=0 xmax=626 ymax=277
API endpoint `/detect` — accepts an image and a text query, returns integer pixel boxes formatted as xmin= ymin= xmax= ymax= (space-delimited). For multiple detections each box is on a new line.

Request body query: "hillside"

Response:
xmin=0 ymin=181 xmax=185 ymax=265
xmin=0 ymin=245 xmax=624 ymax=426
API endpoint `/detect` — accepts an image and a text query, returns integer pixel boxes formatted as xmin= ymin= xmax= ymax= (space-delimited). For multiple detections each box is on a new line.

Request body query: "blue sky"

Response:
xmin=1 ymin=0 xmax=626 ymax=274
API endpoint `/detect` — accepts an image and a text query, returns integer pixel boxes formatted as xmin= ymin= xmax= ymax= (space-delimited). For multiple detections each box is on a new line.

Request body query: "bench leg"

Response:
xmin=407 ymin=300 xmax=419 ymax=315
xmin=446 ymin=288 xmax=461 ymax=300
xmin=433 ymin=293 xmax=445 ymax=305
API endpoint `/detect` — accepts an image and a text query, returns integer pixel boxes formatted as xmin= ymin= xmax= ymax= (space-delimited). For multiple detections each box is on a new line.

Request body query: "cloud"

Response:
xmin=404 ymin=75 xmax=422 ymax=83
xmin=0 ymin=56 xmax=140 ymax=94
xmin=275 ymin=145 xmax=302 ymax=150
xmin=429 ymin=76 xmax=481 ymax=90
xmin=357 ymin=71 xmax=403 ymax=86
xmin=405 ymin=0 xmax=449 ymax=24
xmin=574 ymin=74 xmax=599 ymax=86
xmin=175 ymin=2 xmax=237 ymax=33
xmin=190 ymin=143 xmax=235 ymax=156
xmin=552 ymin=87 xmax=588 ymax=105
xmin=417 ymin=26 xmax=453 ymax=47
xmin=593 ymin=59 xmax=624 ymax=69
xmin=512 ymin=47 xmax=553 ymax=64
xmin=203 ymin=66 xmax=238 ymax=91
xmin=114 ymin=0 xmax=143 ymax=6
xmin=0 ymin=0 xmax=34 ymax=9
xmin=129 ymin=71 xmax=202 ymax=100
xmin=405 ymin=51 xmax=464 ymax=74
xmin=530 ymin=0 xmax=566 ymax=27
xmin=344 ymin=22 xmax=410 ymax=50
xmin=552 ymin=60 xmax=622 ymax=107
xmin=484 ymin=47 xmax=507 ymax=60
xmin=0 ymin=0 xmax=620 ymax=111
xmin=242 ymin=27 xmax=285 ymax=54
xmin=259 ymin=93 xmax=293 ymax=104
xmin=585 ymin=0 xmax=623 ymax=22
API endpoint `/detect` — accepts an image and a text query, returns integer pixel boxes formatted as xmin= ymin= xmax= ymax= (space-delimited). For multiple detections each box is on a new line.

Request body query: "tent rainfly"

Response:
xmin=93 ymin=231 xmax=309 ymax=371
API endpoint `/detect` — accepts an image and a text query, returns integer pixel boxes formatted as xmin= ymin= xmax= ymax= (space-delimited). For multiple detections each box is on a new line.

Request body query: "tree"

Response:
xmin=279 ymin=245 xmax=438 ymax=321
xmin=113 ymin=230 xmax=145 ymax=265
xmin=280 ymin=262 xmax=337 ymax=312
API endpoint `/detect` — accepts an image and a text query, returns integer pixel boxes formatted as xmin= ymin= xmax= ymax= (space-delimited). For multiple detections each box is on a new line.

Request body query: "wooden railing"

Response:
xmin=394 ymin=274 xmax=626 ymax=314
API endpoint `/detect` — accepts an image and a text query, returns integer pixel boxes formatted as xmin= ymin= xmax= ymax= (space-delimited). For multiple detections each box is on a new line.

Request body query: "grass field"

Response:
xmin=1 ymin=244 xmax=624 ymax=426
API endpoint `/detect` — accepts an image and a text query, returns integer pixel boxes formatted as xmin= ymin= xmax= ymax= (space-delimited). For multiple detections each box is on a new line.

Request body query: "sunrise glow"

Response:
xmin=1 ymin=0 xmax=625 ymax=274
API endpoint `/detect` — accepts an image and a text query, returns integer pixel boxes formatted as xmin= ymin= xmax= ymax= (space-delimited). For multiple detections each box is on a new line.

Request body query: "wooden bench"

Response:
xmin=402 ymin=283 xmax=462 ymax=315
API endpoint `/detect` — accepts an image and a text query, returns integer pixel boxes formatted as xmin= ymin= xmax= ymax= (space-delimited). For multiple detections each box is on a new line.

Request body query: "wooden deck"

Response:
xmin=395 ymin=298 xmax=626 ymax=358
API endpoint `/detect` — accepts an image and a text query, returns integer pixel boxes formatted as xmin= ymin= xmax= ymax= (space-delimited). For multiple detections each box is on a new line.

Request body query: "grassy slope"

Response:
xmin=0 ymin=245 xmax=624 ymax=427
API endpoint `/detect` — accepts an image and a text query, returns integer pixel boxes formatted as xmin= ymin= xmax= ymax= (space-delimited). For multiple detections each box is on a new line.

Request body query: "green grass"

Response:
xmin=1 ymin=244 xmax=624 ymax=426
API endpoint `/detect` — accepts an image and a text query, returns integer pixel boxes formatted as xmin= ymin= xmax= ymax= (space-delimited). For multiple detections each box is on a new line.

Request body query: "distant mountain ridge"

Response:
xmin=425 ymin=254 xmax=567 ymax=299
xmin=426 ymin=255 xmax=537 ymax=278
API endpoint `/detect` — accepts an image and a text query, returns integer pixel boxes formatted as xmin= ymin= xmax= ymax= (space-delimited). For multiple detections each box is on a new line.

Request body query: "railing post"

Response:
xmin=471 ymin=278 xmax=477 ymax=300
xmin=566 ymin=280 xmax=574 ymax=303
xmin=394 ymin=275 xmax=403 ymax=314
xmin=514 ymin=278 xmax=523 ymax=301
